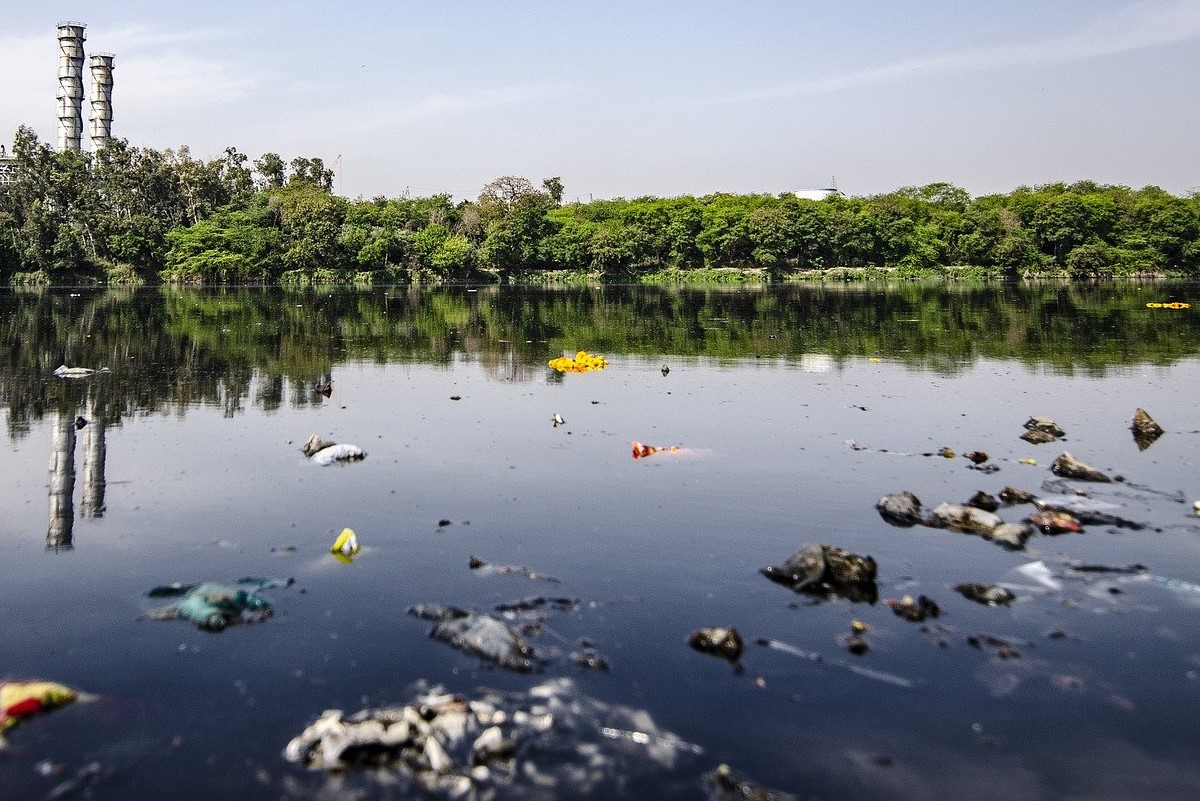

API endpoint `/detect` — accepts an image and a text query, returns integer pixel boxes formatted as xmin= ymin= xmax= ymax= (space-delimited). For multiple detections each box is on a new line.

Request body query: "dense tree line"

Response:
xmin=2 ymin=126 xmax=1198 ymax=284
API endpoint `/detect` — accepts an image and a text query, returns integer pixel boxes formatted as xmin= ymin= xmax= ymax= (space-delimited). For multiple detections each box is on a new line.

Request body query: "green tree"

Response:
xmin=254 ymin=153 xmax=286 ymax=190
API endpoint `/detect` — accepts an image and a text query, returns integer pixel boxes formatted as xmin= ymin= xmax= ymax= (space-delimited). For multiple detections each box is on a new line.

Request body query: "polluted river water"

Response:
xmin=1 ymin=283 xmax=1199 ymax=799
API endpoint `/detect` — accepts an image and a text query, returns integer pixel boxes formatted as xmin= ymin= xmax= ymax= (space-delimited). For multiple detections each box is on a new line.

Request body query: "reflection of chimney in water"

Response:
xmin=47 ymin=410 xmax=77 ymax=551
xmin=80 ymin=404 xmax=106 ymax=518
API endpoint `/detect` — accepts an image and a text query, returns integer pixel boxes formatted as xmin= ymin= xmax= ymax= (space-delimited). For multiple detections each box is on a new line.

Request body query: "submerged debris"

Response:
xmin=968 ymin=633 xmax=1027 ymax=660
xmin=703 ymin=763 xmax=797 ymax=801
xmin=301 ymin=434 xmax=366 ymax=466
xmin=468 ymin=556 xmax=560 ymax=583
xmin=570 ymin=649 xmax=610 ymax=672
xmin=761 ymin=543 xmax=878 ymax=603
xmin=886 ymin=594 xmax=941 ymax=622
xmin=954 ymin=584 xmax=1016 ymax=607
xmin=755 ymin=637 xmax=914 ymax=688
xmin=1130 ymin=408 xmax=1164 ymax=451
xmin=284 ymin=678 xmax=702 ymax=796
xmin=493 ymin=596 xmax=578 ymax=614
xmin=1024 ymin=417 xmax=1065 ymax=440
xmin=408 ymin=604 xmax=541 ymax=672
xmin=1050 ymin=452 xmax=1112 ymax=483
xmin=689 ymin=627 xmax=744 ymax=662
xmin=147 ymin=578 xmax=291 ymax=631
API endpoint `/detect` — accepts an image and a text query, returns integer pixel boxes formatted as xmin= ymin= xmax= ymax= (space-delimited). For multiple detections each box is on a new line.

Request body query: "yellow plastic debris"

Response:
xmin=2 ymin=681 xmax=77 ymax=739
xmin=330 ymin=528 xmax=360 ymax=563
xmin=547 ymin=350 xmax=608 ymax=373
xmin=1019 ymin=458 xmax=1038 ymax=465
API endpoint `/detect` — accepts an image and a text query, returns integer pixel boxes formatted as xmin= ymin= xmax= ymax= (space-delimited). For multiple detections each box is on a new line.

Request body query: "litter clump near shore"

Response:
xmin=284 ymin=678 xmax=704 ymax=797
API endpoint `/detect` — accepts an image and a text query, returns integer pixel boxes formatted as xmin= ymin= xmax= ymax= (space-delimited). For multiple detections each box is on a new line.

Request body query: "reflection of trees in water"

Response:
xmin=3 ymin=283 xmax=1198 ymax=439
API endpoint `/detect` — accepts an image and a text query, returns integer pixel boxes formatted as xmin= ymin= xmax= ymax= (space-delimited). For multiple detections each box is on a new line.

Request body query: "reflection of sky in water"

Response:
xmin=2 ymin=300 xmax=1200 ymax=797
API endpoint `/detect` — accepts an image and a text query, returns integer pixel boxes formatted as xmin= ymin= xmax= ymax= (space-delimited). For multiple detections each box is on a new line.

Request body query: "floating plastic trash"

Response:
xmin=1 ymin=681 xmax=77 ymax=744
xmin=147 ymin=577 xmax=291 ymax=631
xmin=408 ymin=605 xmax=541 ymax=672
xmin=548 ymin=350 xmax=608 ymax=373
xmin=468 ymin=555 xmax=559 ymax=582
xmin=302 ymin=435 xmax=366 ymax=466
xmin=1145 ymin=302 xmax=1190 ymax=309
xmin=52 ymin=365 xmax=108 ymax=379
xmin=631 ymin=440 xmax=678 ymax=460
xmin=330 ymin=528 xmax=360 ymax=563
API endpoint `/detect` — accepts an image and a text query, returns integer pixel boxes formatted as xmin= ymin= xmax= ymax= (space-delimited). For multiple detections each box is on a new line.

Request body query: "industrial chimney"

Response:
xmin=56 ymin=22 xmax=87 ymax=153
xmin=89 ymin=53 xmax=115 ymax=150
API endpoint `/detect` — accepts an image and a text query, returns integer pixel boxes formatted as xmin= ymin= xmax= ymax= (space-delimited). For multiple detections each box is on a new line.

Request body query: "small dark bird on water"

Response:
xmin=74 ymin=416 xmax=88 ymax=429
xmin=314 ymin=379 xmax=332 ymax=397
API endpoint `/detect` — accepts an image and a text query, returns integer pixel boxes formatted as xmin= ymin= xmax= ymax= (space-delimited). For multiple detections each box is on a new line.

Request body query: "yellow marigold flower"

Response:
xmin=548 ymin=350 xmax=608 ymax=373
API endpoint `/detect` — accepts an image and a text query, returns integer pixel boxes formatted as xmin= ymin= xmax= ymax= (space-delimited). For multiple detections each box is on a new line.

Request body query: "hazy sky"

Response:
xmin=2 ymin=1 xmax=1198 ymax=201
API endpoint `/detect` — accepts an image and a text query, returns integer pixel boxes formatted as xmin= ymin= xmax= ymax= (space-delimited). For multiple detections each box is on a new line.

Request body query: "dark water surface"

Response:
xmin=2 ymin=284 xmax=1199 ymax=799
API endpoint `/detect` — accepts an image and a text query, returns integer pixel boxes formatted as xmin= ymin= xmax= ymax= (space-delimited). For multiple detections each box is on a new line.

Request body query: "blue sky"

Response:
xmin=2 ymin=1 xmax=1198 ymax=201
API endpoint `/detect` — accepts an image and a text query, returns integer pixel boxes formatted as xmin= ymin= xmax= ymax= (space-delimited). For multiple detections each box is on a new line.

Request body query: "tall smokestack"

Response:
xmin=89 ymin=53 xmax=115 ymax=151
xmin=56 ymin=22 xmax=87 ymax=153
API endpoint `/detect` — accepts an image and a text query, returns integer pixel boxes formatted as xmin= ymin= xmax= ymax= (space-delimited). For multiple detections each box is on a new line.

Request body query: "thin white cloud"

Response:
xmin=101 ymin=23 xmax=230 ymax=51
xmin=270 ymin=82 xmax=567 ymax=143
xmin=98 ymin=24 xmax=257 ymax=113
xmin=717 ymin=0 xmax=1200 ymax=103
xmin=403 ymin=84 xmax=563 ymax=119
xmin=116 ymin=52 xmax=258 ymax=113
